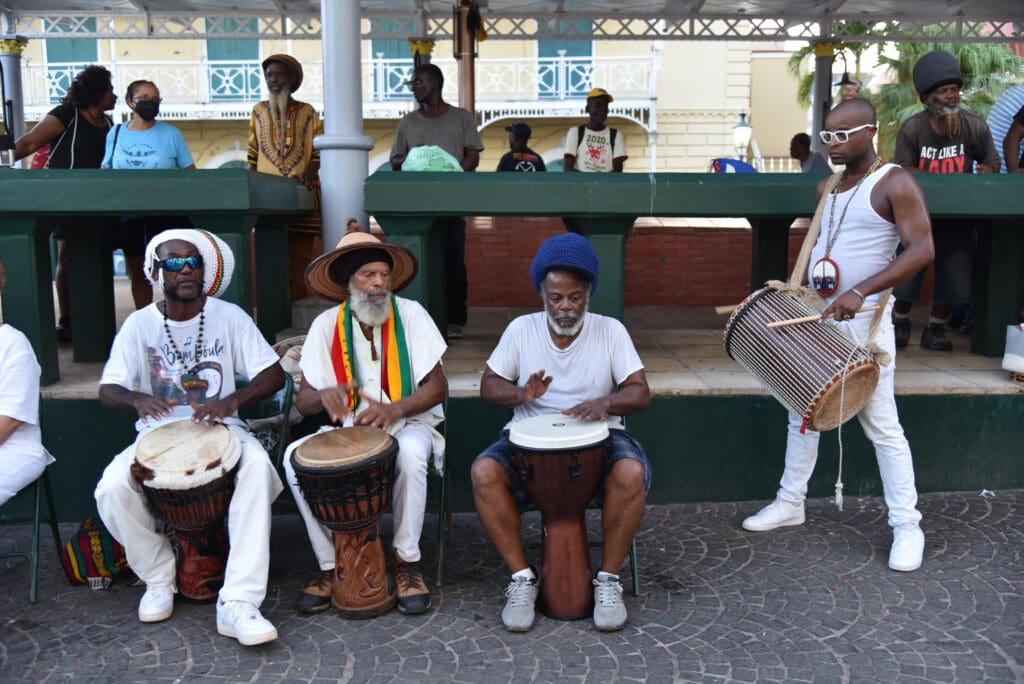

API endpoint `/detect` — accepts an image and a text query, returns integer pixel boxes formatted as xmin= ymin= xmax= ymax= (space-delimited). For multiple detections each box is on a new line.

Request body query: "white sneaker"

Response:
xmin=216 ymin=599 xmax=278 ymax=646
xmin=742 ymin=498 xmax=805 ymax=532
xmin=138 ymin=584 xmax=175 ymax=623
xmin=889 ymin=522 xmax=925 ymax=572
xmin=592 ymin=575 xmax=627 ymax=632
xmin=501 ymin=575 xmax=538 ymax=632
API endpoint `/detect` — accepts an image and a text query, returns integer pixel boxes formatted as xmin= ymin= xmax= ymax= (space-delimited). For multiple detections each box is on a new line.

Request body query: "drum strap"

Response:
xmin=331 ymin=295 xmax=413 ymax=411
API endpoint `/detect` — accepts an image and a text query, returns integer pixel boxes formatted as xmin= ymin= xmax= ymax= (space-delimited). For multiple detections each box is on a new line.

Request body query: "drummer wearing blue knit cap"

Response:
xmin=471 ymin=232 xmax=651 ymax=634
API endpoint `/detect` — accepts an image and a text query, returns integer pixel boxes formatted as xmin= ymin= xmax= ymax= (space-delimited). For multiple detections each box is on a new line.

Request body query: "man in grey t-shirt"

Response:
xmin=390 ymin=64 xmax=484 ymax=338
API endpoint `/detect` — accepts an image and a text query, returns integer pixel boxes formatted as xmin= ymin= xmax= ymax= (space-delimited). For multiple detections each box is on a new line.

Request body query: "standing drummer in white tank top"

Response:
xmin=742 ymin=98 xmax=936 ymax=574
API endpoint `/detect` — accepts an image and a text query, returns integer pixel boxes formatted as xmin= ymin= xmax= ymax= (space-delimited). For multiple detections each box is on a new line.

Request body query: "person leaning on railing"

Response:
xmin=13 ymin=65 xmax=117 ymax=344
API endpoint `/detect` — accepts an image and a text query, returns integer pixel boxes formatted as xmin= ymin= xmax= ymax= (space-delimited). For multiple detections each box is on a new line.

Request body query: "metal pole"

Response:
xmin=811 ymin=42 xmax=835 ymax=158
xmin=316 ymin=0 xmax=375 ymax=248
xmin=1 ymin=36 xmax=28 ymax=168
xmin=455 ymin=0 xmax=475 ymax=115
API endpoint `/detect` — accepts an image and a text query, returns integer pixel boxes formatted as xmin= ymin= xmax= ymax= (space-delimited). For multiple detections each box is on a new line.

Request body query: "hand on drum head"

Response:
xmin=133 ymin=395 xmax=178 ymax=422
xmin=354 ymin=391 xmax=402 ymax=431
xmin=520 ymin=370 xmax=553 ymax=404
xmin=191 ymin=397 xmax=239 ymax=425
xmin=562 ymin=397 xmax=611 ymax=422
xmin=319 ymin=384 xmax=356 ymax=423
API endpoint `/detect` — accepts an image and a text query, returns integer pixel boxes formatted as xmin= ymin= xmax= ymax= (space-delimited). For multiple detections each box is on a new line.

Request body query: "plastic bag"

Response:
xmin=1002 ymin=324 xmax=1024 ymax=373
xmin=401 ymin=145 xmax=464 ymax=172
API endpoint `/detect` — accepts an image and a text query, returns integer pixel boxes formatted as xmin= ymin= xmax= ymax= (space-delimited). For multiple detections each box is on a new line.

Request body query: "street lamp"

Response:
xmin=733 ymin=113 xmax=752 ymax=161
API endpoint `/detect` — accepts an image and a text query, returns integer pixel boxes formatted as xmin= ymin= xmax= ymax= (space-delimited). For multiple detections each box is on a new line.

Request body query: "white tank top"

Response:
xmin=808 ymin=163 xmax=900 ymax=306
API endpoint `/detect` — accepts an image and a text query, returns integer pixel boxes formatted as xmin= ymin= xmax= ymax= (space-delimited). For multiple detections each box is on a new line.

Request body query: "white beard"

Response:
xmin=546 ymin=305 xmax=588 ymax=337
xmin=349 ymin=286 xmax=391 ymax=327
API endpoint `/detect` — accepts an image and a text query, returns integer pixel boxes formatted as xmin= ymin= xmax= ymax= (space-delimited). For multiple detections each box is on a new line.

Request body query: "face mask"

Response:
xmin=134 ymin=100 xmax=160 ymax=121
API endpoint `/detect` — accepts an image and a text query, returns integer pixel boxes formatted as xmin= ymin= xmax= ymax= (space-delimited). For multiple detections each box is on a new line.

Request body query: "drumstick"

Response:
xmin=715 ymin=304 xmax=738 ymax=315
xmin=766 ymin=305 xmax=880 ymax=328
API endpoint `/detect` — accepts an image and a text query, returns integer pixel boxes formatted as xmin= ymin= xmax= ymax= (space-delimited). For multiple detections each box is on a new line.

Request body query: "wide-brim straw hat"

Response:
xmin=304 ymin=231 xmax=418 ymax=302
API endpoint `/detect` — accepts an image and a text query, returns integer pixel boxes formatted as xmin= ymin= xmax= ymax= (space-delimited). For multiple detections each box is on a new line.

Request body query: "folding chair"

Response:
xmin=237 ymin=372 xmax=294 ymax=470
xmin=0 ymin=467 xmax=63 ymax=603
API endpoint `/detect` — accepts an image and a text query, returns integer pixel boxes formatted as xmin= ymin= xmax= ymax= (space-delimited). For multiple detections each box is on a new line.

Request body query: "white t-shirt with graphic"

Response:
xmin=100 ymin=298 xmax=279 ymax=433
xmin=487 ymin=312 xmax=644 ymax=430
xmin=564 ymin=125 xmax=628 ymax=173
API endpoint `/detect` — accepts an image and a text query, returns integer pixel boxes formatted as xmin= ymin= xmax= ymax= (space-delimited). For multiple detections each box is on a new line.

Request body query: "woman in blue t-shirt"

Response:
xmin=103 ymin=80 xmax=195 ymax=310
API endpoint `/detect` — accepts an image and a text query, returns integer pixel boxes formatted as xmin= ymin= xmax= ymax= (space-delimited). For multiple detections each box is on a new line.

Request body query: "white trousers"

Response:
xmin=284 ymin=425 xmax=433 ymax=569
xmin=0 ymin=444 xmax=53 ymax=506
xmin=776 ymin=303 xmax=922 ymax=528
xmin=94 ymin=424 xmax=284 ymax=605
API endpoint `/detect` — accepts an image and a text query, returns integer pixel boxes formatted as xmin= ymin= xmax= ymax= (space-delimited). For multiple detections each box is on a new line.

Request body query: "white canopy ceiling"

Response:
xmin=2 ymin=1 xmax=1022 ymax=42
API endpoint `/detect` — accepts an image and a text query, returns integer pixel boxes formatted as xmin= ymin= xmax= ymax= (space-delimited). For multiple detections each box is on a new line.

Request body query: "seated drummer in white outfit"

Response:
xmin=0 ymin=261 xmax=56 ymax=506
xmin=283 ymin=231 xmax=447 ymax=616
xmin=94 ymin=229 xmax=286 ymax=646
xmin=471 ymin=232 xmax=652 ymax=633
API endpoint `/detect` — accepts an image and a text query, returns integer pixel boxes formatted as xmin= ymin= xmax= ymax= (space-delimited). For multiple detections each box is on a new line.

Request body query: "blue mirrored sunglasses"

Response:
xmin=156 ymin=255 xmax=203 ymax=272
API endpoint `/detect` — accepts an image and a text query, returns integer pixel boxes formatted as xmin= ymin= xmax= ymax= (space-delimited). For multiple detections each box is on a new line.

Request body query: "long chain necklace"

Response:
xmin=163 ymin=305 xmax=205 ymax=373
xmin=812 ymin=156 xmax=883 ymax=297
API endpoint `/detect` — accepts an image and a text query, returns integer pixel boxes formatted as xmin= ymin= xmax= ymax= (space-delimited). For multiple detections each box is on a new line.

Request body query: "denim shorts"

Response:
xmin=474 ymin=427 xmax=652 ymax=511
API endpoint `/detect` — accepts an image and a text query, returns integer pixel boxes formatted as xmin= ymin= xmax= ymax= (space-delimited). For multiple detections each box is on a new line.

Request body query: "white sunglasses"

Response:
xmin=818 ymin=122 xmax=876 ymax=144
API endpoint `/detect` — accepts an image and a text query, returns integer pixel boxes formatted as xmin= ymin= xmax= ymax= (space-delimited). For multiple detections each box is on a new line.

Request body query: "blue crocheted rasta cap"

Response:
xmin=530 ymin=233 xmax=599 ymax=294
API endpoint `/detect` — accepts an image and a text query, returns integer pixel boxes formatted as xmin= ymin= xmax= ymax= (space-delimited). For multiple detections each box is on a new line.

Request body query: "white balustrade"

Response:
xmin=23 ymin=53 xmax=654 ymax=119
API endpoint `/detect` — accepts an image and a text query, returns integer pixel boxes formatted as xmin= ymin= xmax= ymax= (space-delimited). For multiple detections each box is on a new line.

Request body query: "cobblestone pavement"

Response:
xmin=2 ymin=489 xmax=1022 ymax=683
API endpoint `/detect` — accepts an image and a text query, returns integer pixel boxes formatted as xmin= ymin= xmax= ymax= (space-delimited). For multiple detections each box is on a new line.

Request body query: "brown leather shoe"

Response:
xmin=393 ymin=553 xmax=431 ymax=615
xmin=297 ymin=570 xmax=333 ymax=615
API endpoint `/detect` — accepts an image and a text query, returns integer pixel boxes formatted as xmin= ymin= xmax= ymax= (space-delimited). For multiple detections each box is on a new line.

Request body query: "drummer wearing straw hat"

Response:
xmin=283 ymin=231 xmax=447 ymax=616
xmin=94 ymin=229 xmax=287 ymax=646
xmin=471 ymin=232 xmax=652 ymax=633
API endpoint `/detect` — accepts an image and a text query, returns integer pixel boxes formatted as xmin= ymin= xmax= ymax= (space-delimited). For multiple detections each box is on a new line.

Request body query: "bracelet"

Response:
xmin=849 ymin=287 xmax=867 ymax=301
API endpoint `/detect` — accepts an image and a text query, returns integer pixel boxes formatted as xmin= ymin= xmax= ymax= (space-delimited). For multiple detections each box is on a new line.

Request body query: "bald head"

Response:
xmin=829 ymin=97 xmax=876 ymax=126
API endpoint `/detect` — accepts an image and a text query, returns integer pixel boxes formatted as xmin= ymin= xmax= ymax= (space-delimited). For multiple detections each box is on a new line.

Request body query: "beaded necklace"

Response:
xmin=811 ymin=156 xmax=883 ymax=297
xmin=163 ymin=305 xmax=205 ymax=373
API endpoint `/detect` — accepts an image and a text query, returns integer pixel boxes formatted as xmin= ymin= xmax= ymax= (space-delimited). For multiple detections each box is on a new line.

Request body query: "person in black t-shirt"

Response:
xmin=496 ymin=123 xmax=547 ymax=172
xmin=15 ymin=65 xmax=117 ymax=343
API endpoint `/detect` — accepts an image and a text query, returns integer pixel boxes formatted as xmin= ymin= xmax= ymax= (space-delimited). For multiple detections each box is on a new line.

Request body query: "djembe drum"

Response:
xmin=291 ymin=427 xmax=398 ymax=619
xmin=132 ymin=420 xmax=241 ymax=601
xmin=510 ymin=415 xmax=611 ymax=620
xmin=724 ymin=286 xmax=880 ymax=431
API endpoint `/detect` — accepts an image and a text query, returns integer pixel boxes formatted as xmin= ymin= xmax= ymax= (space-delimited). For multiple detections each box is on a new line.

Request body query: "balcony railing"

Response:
xmin=23 ymin=53 xmax=655 ymax=119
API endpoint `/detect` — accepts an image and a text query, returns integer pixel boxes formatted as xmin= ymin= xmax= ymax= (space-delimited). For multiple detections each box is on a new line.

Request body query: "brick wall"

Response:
xmin=465 ymin=217 xmax=934 ymax=307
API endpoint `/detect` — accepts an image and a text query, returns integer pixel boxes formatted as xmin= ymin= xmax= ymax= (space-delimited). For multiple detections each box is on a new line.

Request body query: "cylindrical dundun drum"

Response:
xmin=724 ymin=286 xmax=880 ymax=431
xmin=510 ymin=415 xmax=610 ymax=620
xmin=291 ymin=427 xmax=398 ymax=619
xmin=132 ymin=421 xmax=241 ymax=601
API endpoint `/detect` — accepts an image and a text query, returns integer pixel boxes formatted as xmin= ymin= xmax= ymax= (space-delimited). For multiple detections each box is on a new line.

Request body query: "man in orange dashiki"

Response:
xmin=247 ymin=53 xmax=323 ymax=302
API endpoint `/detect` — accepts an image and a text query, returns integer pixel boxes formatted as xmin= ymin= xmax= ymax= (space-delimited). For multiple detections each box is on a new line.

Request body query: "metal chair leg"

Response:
xmin=28 ymin=477 xmax=42 ymax=604
xmin=435 ymin=465 xmax=450 ymax=587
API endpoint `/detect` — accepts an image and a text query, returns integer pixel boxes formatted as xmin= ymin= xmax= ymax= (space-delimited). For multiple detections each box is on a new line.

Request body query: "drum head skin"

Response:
xmin=809 ymin=363 xmax=880 ymax=432
xmin=295 ymin=426 xmax=396 ymax=468
xmin=509 ymin=415 xmax=610 ymax=451
xmin=135 ymin=421 xmax=241 ymax=489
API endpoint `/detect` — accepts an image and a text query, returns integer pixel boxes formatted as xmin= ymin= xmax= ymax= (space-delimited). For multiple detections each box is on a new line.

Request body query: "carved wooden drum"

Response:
xmin=132 ymin=420 xmax=241 ymax=601
xmin=291 ymin=427 xmax=398 ymax=619
xmin=510 ymin=415 xmax=610 ymax=620
xmin=724 ymin=286 xmax=879 ymax=431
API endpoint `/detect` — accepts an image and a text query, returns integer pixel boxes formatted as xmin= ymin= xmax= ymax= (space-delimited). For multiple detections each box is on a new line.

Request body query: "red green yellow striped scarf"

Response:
xmin=330 ymin=295 xmax=413 ymax=412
